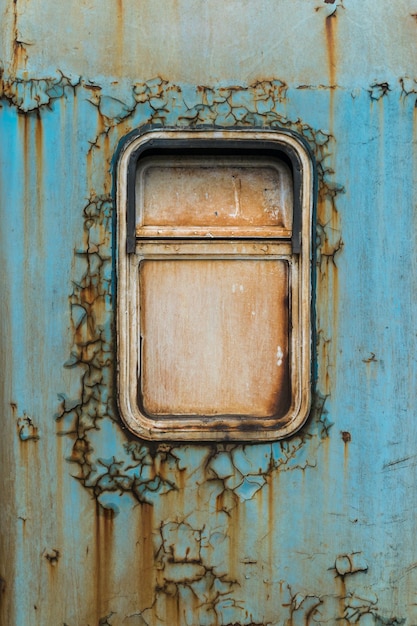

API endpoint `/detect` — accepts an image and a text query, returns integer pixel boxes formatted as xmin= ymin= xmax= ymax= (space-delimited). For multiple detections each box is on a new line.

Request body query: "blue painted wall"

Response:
xmin=1 ymin=2 xmax=417 ymax=624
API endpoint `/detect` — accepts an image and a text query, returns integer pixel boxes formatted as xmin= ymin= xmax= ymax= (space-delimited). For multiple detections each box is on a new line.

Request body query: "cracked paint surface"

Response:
xmin=53 ymin=77 xmax=339 ymax=510
xmin=45 ymin=77 xmax=403 ymax=624
xmin=2 ymin=2 xmax=417 ymax=623
xmin=2 ymin=72 xmax=416 ymax=624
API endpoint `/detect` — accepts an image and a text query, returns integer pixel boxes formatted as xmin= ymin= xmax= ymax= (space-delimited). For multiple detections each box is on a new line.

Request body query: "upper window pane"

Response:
xmin=135 ymin=155 xmax=293 ymax=238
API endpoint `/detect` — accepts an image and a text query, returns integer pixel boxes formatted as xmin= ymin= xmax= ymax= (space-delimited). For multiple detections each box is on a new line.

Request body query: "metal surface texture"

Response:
xmin=1 ymin=0 xmax=417 ymax=624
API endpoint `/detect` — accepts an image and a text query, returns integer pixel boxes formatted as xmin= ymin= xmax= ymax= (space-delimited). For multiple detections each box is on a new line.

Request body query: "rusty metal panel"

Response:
xmin=140 ymin=258 xmax=290 ymax=417
xmin=1 ymin=1 xmax=417 ymax=624
xmin=136 ymin=155 xmax=293 ymax=238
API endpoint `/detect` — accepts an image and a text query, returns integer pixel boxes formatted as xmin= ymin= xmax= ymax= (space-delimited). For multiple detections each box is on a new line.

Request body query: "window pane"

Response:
xmin=139 ymin=259 xmax=290 ymax=418
xmin=136 ymin=156 xmax=293 ymax=238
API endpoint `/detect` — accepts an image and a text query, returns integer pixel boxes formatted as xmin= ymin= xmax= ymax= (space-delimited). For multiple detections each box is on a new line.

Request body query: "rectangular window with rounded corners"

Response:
xmin=116 ymin=128 xmax=313 ymax=441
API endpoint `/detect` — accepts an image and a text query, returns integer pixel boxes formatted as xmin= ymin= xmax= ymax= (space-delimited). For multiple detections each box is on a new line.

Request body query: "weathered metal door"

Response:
xmin=2 ymin=2 xmax=417 ymax=624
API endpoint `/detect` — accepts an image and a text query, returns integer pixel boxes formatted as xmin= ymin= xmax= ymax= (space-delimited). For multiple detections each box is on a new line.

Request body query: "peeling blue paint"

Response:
xmin=2 ymin=3 xmax=417 ymax=623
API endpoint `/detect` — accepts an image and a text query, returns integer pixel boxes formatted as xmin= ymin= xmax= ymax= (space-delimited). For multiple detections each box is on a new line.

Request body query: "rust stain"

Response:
xmin=40 ymin=77 xmax=344 ymax=622
xmin=13 ymin=402 xmax=40 ymax=441
xmin=369 ymin=82 xmax=391 ymax=101
xmin=17 ymin=414 xmax=40 ymax=442
xmin=95 ymin=504 xmax=115 ymax=622
xmin=335 ymin=573 xmax=346 ymax=620
xmin=267 ymin=470 xmax=274 ymax=539
xmin=102 ymin=132 xmax=111 ymax=195
xmin=325 ymin=12 xmax=337 ymax=88
xmin=316 ymin=166 xmax=343 ymax=396
xmin=12 ymin=41 xmax=28 ymax=74
xmin=43 ymin=548 xmax=60 ymax=566
xmin=287 ymin=589 xmax=322 ymax=625
xmin=227 ymin=498 xmax=239 ymax=580
xmin=86 ymin=107 xmax=106 ymax=196
xmin=34 ymin=115 xmax=44 ymax=252
xmin=154 ymin=518 xmax=237 ymax=626
xmin=86 ymin=148 xmax=94 ymax=197
xmin=342 ymin=430 xmax=350 ymax=467
xmin=19 ymin=112 xmax=46 ymax=291
xmin=341 ymin=431 xmax=351 ymax=443
xmin=21 ymin=112 xmax=32 ymax=332
xmin=266 ymin=471 xmax=276 ymax=584
xmin=324 ymin=4 xmax=338 ymax=156
xmin=137 ymin=502 xmax=154 ymax=607
xmin=21 ymin=113 xmax=29 ymax=199
xmin=11 ymin=0 xmax=29 ymax=74
xmin=35 ymin=115 xmax=43 ymax=174
xmin=364 ymin=350 xmax=379 ymax=383
xmin=115 ymin=0 xmax=125 ymax=79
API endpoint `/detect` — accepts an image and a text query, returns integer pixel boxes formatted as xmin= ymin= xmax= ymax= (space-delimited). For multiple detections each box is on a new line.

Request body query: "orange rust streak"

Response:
xmin=115 ymin=0 xmax=124 ymax=78
xmin=34 ymin=117 xmax=44 ymax=250
xmin=22 ymin=114 xmax=29 ymax=181
xmin=87 ymin=115 xmax=107 ymax=197
xmin=94 ymin=504 xmax=114 ymax=620
xmin=35 ymin=118 xmax=43 ymax=174
xmin=343 ymin=437 xmax=349 ymax=469
xmin=331 ymin=260 xmax=339 ymax=364
xmin=325 ymin=13 xmax=337 ymax=140
xmin=138 ymin=503 xmax=154 ymax=606
xmin=20 ymin=115 xmax=31 ymax=278
xmin=316 ymin=193 xmax=326 ymax=228
xmin=12 ymin=43 xmax=28 ymax=74
xmin=162 ymin=586 xmax=181 ymax=626
xmin=266 ymin=471 xmax=276 ymax=586
xmin=227 ymin=499 xmax=239 ymax=580
xmin=325 ymin=14 xmax=337 ymax=88
xmin=11 ymin=0 xmax=28 ymax=73
xmin=103 ymin=133 xmax=111 ymax=195
xmin=335 ymin=571 xmax=347 ymax=618
xmin=86 ymin=149 xmax=93 ymax=197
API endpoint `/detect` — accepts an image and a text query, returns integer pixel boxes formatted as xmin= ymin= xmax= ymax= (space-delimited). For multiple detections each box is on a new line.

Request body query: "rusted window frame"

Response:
xmin=116 ymin=127 xmax=314 ymax=441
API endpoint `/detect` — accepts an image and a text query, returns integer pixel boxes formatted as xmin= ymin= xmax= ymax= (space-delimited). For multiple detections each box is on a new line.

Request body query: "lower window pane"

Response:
xmin=139 ymin=259 xmax=290 ymax=419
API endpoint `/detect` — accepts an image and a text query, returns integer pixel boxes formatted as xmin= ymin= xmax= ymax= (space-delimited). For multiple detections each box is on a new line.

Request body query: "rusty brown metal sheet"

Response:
xmin=136 ymin=155 xmax=293 ymax=238
xmin=140 ymin=258 xmax=290 ymax=417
